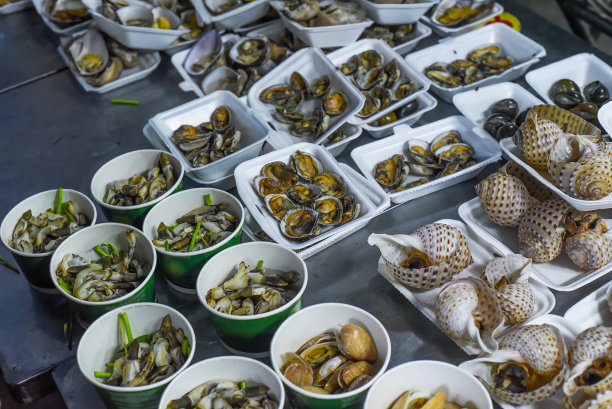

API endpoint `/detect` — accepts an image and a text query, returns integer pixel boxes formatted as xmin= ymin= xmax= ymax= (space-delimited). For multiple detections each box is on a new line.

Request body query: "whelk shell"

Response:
xmin=565 ymin=231 xmax=612 ymax=271
xmin=475 ymin=170 xmax=533 ymax=228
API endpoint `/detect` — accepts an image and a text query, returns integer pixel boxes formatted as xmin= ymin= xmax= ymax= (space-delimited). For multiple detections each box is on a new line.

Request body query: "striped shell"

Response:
xmin=368 ymin=223 xmax=472 ymax=289
xmin=460 ymin=324 xmax=568 ymax=405
xmin=565 ymin=231 xmax=612 ymax=271
xmin=564 ymin=326 xmax=612 ymax=397
xmin=435 ymin=277 xmax=505 ymax=355
xmin=503 ymin=161 xmax=555 ymax=202
xmin=475 ymin=171 xmax=533 ymax=227
xmin=518 ymin=199 xmax=572 ymax=263
xmin=497 ymin=283 xmax=535 ymax=325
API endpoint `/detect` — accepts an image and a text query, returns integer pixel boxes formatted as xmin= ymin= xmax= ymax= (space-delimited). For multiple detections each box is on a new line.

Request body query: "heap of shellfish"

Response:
xmin=483 ymin=98 xmax=531 ymax=141
xmin=549 ymin=78 xmax=610 ymax=122
xmin=337 ymin=49 xmax=418 ymax=119
xmin=282 ymin=0 xmax=367 ymax=27
xmin=431 ymin=0 xmax=495 ymax=28
xmin=388 ymin=391 xmax=465 ymax=409
xmin=366 ymin=99 xmax=420 ymax=128
xmin=359 ymin=23 xmax=418 ymax=48
xmin=253 ymin=151 xmax=360 ymax=241
xmin=171 ymin=106 xmax=242 ymax=168
xmin=167 ymin=380 xmax=279 ymax=409
xmin=373 ymin=130 xmax=477 ymax=193
xmin=424 ymin=44 xmax=515 ymax=89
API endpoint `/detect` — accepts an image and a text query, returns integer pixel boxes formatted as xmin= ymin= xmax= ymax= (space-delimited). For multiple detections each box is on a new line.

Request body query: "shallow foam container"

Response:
xmin=149 ymin=90 xmax=271 ymax=181
xmin=459 ymin=197 xmax=612 ymax=291
xmin=356 ymin=0 xmax=438 ymax=25
xmin=376 ymin=219 xmax=555 ymax=355
xmin=421 ymin=2 xmax=503 ymax=37
xmin=351 ymin=115 xmax=501 ymax=204
xmin=270 ymin=0 xmax=373 ymax=48
xmin=453 ymin=81 xmax=543 ymax=131
xmin=234 ymin=142 xmax=384 ymax=251
xmin=326 ymin=38 xmax=431 ymax=126
xmin=391 ymin=21 xmax=432 ymax=55
xmin=525 ymin=53 xmax=612 ymax=106
xmin=0 ymin=0 xmax=31 ymax=14
xmin=247 ymin=47 xmax=365 ymax=148
xmin=564 ymin=281 xmax=612 ymax=332
xmin=405 ymin=23 xmax=546 ymax=103
xmin=361 ymin=91 xmax=438 ymax=138
xmin=32 ymin=0 xmax=91 ymax=35
xmin=600 ymin=100 xmax=612 ymax=136
xmin=189 ymin=0 xmax=270 ymax=31
xmin=499 ymin=137 xmax=612 ymax=211
xmin=265 ymin=123 xmax=363 ymax=158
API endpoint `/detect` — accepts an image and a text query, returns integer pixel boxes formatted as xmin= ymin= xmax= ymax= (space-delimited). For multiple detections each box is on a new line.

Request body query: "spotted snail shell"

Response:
xmin=475 ymin=170 xmax=533 ymax=227
xmin=565 ymin=231 xmax=612 ymax=271
xmin=435 ymin=277 xmax=505 ymax=355
xmin=503 ymin=161 xmax=555 ymax=202
xmin=578 ymin=390 xmax=612 ymax=409
xmin=368 ymin=223 xmax=472 ymax=289
xmin=460 ymin=324 xmax=568 ymax=405
xmin=518 ymin=198 xmax=572 ymax=263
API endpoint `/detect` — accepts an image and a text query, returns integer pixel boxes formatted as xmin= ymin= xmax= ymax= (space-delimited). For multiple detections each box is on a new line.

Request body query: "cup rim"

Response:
xmin=0 ymin=188 xmax=98 ymax=259
xmin=142 ymin=187 xmax=245 ymax=258
xmin=196 ymin=241 xmax=308 ymax=321
xmin=49 ymin=222 xmax=157 ymax=306
xmin=77 ymin=302 xmax=196 ymax=393
xmin=90 ymin=149 xmax=185 ymax=212
xmin=269 ymin=302 xmax=392 ymax=400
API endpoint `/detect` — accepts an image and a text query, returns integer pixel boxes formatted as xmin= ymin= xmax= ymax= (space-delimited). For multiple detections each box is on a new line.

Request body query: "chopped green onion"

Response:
xmin=91 ymin=260 xmax=97 ymax=264
xmin=188 ymin=220 xmax=202 ymax=252
xmin=94 ymin=371 xmax=112 ymax=379
xmin=239 ymin=381 xmax=247 ymax=390
xmin=0 ymin=256 xmax=19 ymax=274
xmin=111 ymin=99 xmax=139 ymax=105
xmin=94 ymin=245 xmax=110 ymax=258
xmin=103 ymin=196 xmax=108 ymax=204
xmin=181 ymin=338 xmax=191 ymax=357
xmin=120 ymin=312 xmax=133 ymax=344
xmin=61 ymin=202 xmax=76 ymax=222
xmin=256 ymin=260 xmax=264 ymax=269
xmin=105 ymin=362 xmax=115 ymax=369
xmin=119 ymin=314 xmax=128 ymax=357
xmin=105 ymin=242 xmax=120 ymax=258
xmin=164 ymin=241 xmax=170 ymax=251
xmin=134 ymin=334 xmax=152 ymax=344
xmin=204 ymin=194 xmax=213 ymax=206
xmin=205 ymin=231 xmax=212 ymax=236
xmin=57 ymin=278 xmax=73 ymax=295
xmin=55 ymin=188 xmax=63 ymax=214
xmin=201 ymin=236 xmax=210 ymax=248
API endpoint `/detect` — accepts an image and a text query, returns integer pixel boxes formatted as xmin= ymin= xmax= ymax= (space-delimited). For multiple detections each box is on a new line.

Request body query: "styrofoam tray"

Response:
xmin=421 ymin=2 xmax=503 ymax=37
xmin=163 ymin=37 xmax=197 ymax=56
xmin=317 ymin=123 xmax=363 ymax=157
xmin=525 ymin=53 xmax=612 ymax=106
xmin=564 ymin=281 xmax=612 ymax=332
xmin=351 ymin=115 xmax=502 ymax=204
xmin=247 ymin=47 xmax=365 ymax=148
xmin=57 ymin=32 xmax=161 ymax=93
xmin=377 ymin=218 xmax=555 ymax=355
xmin=149 ymin=91 xmax=271 ymax=181
xmin=390 ymin=21 xmax=432 ymax=55
xmin=459 ymin=197 xmax=612 ymax=291
xmin=32 ymin=0 xmax=91 ymax=35
xmin=270 ymin=1 xmax=373 ymax=48
xmin=452 ymin=82 xmax=543 ymax=131
xmin=189 ymin=0 xmax=269 ymax=31
xmin=234 ymin=142 xmax=389 ymax=251
xmin=499 ymin=137 xmax=612 ymax=211
xmin=600 ymin=101 xmax=612 ymax=136
xmin=242 ymin=163 xmax=390 ymax=259
xmin=0 ymin=0 xmax=31 ymax=14
xmin=327 ymin=39 xmax=431 ymax=126
xmin=356 ymin=0 xmax=438 ymax=25
xmin=361 ymin=91 xmax=438 ymax=138
xmin=405 ymin=23 xmax=546 ymax=103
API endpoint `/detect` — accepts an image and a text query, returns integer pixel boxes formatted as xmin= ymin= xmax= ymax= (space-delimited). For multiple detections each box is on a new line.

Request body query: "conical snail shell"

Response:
xmin=475 ymin=171 xmax=533 ymax=227
xmin=503 ymin=161 xmax=555 ymax=202
xmin=460 ymin=324 xmax=568 ymax=405
xmin=368 ymin=223 xmax=472 ymax=289
xmin=518 ymin=199 xmax=572 ymax=263
xmin=565 ymin=231 xmax=612 ymax=271
xmin=497 ymin=283 xmax=535 ymax=325
xmin=435 ymin=277 xmax=505 ymax=354
xmin=564 ymin=326 xmax=612 ymax=397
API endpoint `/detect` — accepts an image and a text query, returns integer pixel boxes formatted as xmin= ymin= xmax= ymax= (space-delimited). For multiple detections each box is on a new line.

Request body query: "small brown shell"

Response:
xmin=475 ymin=170 xmax=533 ymax=227
xmin=565 ymin=231 xmax=612 ymax=270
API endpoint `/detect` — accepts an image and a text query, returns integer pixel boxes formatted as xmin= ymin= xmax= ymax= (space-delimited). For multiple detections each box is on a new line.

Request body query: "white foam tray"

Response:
xmin=391 ymin=21 xmax=432 ymax=56
xmin=377 ymin=218 xmax=555 ymax=356
xmin=459 ymin=197 xmax=612 ymax=291
xmin=405 ymin=23 xmax=546 ymax=103
xmin=326 ymin=39 xmax=431 ymax=126
xmin=600 ymin=101 xmax=612 ymax=136
xmin=247 ymin=47 xmax=365 ymax=148
xmin=234 ymin=142 xmax=390 ymax=251
xmin=0 ymin=0 xmax=31 ymax=14
xmin=189 ymin=0 xmax=269 ymax=31
xmin=499 ymin=137 xmax=612 ymax=211
xmin=362 ymin=91 xmax=438 ymax=139
xmin=351 ymin=115 xmax=502 ymax=204
xmin=564 ymin=281 xmax=612 ymax=332
xmin=32 ymin=0 xmax=91 ymax=35
xmin=356 ymin=0 xmax=438 ymax=25
xmin=452 ymin=82 xmax=543 ymax=131
xmin=241 ymin=163 xmax=390 ymax=259
xmin=525 ymin=53 xmax=612 ymax=106
xmin=420 ymin=2 xmax=503 ymax=37
xmin=149 ymin=91 xmax=271 ymax=181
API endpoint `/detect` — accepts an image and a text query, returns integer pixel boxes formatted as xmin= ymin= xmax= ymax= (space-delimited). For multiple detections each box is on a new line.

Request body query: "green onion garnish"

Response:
xmin=204 ymin=194 xmax=213 ymax=206
xmin=55 ymin=188 xmax=63 ymax=215
xmin=94 ymin=371 xmax=112 ymax=378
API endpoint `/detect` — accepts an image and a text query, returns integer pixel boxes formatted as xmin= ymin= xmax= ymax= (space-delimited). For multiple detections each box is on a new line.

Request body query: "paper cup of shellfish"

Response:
xmin=77 ymin=302 xmax=195 ymax=409
xmin=91 ymin=150 xmax=184 ymax=228
xmin=421 ymin=1 xmax=503 ymax=37
xmin=49 ymin=223 xmax=156 ymax=326
xmin=364 ymin=360 xmax=493 ymax=409
xmin=196 ymin=242 xmax=307 ymax=357
xmin=142 ymin=187 xmax=244 ymax=294
xmin=270 ymin=302 xmax=391 ymax=409
xmin=158 ymin=356 xmax=285 ymax=409
xmin=1 ymin=188 xmax=97 ymax=292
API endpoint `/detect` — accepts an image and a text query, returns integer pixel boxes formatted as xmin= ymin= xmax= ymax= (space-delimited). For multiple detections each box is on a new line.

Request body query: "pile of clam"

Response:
xmin=430 ymin=0 xmax=495 ymax=27
xmin=373 ymin=130 xmax=476 ymax=193
xmin=43 ymin=0 xmax=89 ymax=25
xmin=359 ymin=23 xmax=418 ymax=48
xmin=424 ymin=44 xmax=515 ymax=88
xmin=171 ymin=106 xmax=242 ymax=168
xmin=101 ymin=0 xmax=185 ymax=30
xmin=477 ymin=161 xmax=612 ymax=270
xmin=322 ymin=128 xmax=349 ymax=147
xmin=280 ymin=323 xmax=378 ymax=394
xmin=338 ymin=49 xmax=417 ymax=119
xmin=483 ymin=98 xmax=530 ymax=141
xmin=253 ymin=150 xmax=360 ymax=241
xmin=549 ymin=78 xmax=610 ymax=122
xmin=282 ymin=0 xmax=367 ymax=27
xmin=167 ymin=380 xmax=279 ymax=409
xmin=259 ymin=71 xmax=347 ymax=138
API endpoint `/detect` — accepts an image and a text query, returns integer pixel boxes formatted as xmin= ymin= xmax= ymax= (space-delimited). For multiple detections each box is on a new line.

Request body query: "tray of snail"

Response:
xmin=564 ymin=281 xmax=612 ymax=332
xmin=368 ymin=218 xmax=555 ymax=356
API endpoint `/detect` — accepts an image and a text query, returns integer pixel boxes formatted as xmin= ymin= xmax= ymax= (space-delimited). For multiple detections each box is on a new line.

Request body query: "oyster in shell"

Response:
xmin=374 ymin=154 xmax=409 ymax=189
xmin=290 ymin=150 xmax=322 ymax=181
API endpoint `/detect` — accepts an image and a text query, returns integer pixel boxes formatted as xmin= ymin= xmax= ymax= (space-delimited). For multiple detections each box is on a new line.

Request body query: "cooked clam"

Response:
xmin=232 ymin=37 xmax=267 ymax=66
xmin=313 ymin=172 xmax=344 ymax=197
xmin=323 ymin=91 xmax=347 ymax=116
xmin=255 ymin=176 xmax=290 ymax=197
xmin=211 ymin=106 xmax=230 ymax=131
xmin=262 ymin=161 xmax=298 ymax=188
xmin=265 ymin=193 xmax=296 ymax=220
xmin=183 ymin=29 xmax=223 ymax=77
xmin=259 ymin=85 xmax=294 ymax=106
xmin=311 ymin=75 xmax=331 ymax=97
xmin=290 ymin=71 xmax=309 ymax=96
xmin=280 ymin=207 xmax=320 ymax=240
xmin=313 ymin=196 xmax=343 ymax=225
xmin=374 ymin=154 xmax=409 ymax=189
xmin=356 ymin=93 xmax=381 ymax=118
xmin=433 ymin=142 xmax=474 ymax=163
xmin=359 ymin=50 xmax=383 ymax=71
xmin=287 ymin=183 xmax=322 ymax=204
xmin=429 ymin=130 xmax=461 ymax=154
xmin=291 ymin=150 xmax=322 ymax=181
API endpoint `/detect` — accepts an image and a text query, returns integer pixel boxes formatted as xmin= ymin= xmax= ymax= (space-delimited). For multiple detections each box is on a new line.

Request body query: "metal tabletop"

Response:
xmin=0 ymin=0 xmax=610 ymax=407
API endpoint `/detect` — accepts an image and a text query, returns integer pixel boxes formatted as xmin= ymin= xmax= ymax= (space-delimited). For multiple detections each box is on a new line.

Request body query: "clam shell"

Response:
xmin=313 ymin=172 xmax=345 ymax=198
xmin=475 ymin=170 xmax=533 ymax=227
xmin=280 ymin=207 xmax=320 ymax=240
xmin=565 ymin=231 xmax=612 ymax=271
xmin=68 ymin=28 xmax=109 ymax=77
xmin=406 ymin=139 xmax=435 ymax=165
xmin=518 ymin=199 xmax=572 ymax=263
xmin=368 ymin=223 xmax=473 ymax=289
xmin=183 ymin=29 xmax=223 ymax=77
xmin=435 ymin=277 xmax=505 ymax=354
xmin=290 ymin=150 xmax=323 ymax=182
xmin=497 ymin=283 xmax=535 ymax=325
xmin=502 ymin=161 xmax=555 ymax=202
xmin=264 ymin=193 xmax=296 ymax=221
xmin=564 ymin=326 xmax=612 ymax=397
xmin=286 ymin=182 xmax=322 ymax=205
xmin=313 ymin=196 xmax=343 ymax=226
